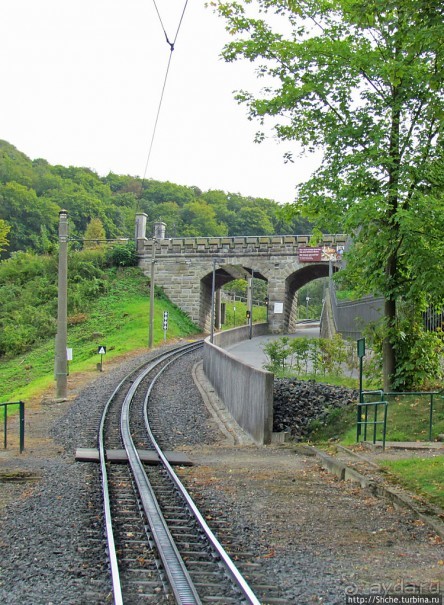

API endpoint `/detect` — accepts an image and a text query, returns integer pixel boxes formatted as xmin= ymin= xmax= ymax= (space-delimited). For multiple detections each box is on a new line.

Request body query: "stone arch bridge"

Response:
xmin=135 ymin=214 xmax=347 ymax=334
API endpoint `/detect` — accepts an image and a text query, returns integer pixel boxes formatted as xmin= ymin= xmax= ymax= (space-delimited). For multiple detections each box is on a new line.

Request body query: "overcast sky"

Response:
xmin=1 ymin=0 xmax=320 ymax=203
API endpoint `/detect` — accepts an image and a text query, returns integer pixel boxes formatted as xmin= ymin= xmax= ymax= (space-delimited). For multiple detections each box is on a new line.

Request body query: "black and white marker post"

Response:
xmin=163 ymin=311 xmax=169 ymax=341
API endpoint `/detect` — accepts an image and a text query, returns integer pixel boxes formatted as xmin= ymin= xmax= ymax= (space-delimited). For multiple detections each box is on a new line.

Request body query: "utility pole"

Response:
xmin=55 ymin=210 xmax=68 ymax=399
xmin=149 ymin=240 xmax=156 ymax=348
xmin=210 ymin=259 xmax=216 ymax=343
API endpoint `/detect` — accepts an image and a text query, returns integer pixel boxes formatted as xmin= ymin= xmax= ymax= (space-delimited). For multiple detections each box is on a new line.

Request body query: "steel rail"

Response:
xmin=120 ymin=342 xmax=203 ymax=605
xmin=143 ymin=351 xmax=262 ymax=605
xmin=98 ymin=341 xmax=202 ymax=605
xmin=98 ymin=373 xmax=129 ymax=605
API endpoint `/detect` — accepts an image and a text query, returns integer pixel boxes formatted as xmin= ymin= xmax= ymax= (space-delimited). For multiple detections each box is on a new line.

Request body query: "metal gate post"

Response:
xmin=3 ymin=405 xmax=7 ymax=449
xmin=429 ymin=393 xmax=434 ymax=442
xmin=382 ymin=400 xmax=388 ymax=451
xmin=19 ymin=401 xmax=25 ymax=453
xmin=373 ymin=404 xmax=378 ymax=444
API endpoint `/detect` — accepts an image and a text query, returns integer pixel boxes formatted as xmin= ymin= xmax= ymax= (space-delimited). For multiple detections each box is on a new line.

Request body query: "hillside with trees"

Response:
xmin=0 ymin=139 xmax=314 ymax=371
xmin=0 ymin=140 xmax=311 ymax=259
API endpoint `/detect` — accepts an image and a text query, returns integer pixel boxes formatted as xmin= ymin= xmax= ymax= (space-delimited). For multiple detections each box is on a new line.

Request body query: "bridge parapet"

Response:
xmin=138 ymin=234 xmax=347 ymax=257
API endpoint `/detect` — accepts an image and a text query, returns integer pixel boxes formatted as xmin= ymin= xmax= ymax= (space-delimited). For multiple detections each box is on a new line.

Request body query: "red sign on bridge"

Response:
xmin=298 ymin=247 xmax=322 ymax=262
xmin=298 ymin=246 xmax=344 ymax=262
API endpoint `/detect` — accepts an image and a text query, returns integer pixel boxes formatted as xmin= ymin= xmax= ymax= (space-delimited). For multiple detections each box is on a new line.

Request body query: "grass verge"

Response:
xmin=379 ymin=457 xmax=444 ymax=509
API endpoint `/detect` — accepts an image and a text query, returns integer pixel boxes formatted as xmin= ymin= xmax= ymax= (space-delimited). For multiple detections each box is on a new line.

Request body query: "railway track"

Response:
xmin=97 ymin=341 xmax=282 ymax=604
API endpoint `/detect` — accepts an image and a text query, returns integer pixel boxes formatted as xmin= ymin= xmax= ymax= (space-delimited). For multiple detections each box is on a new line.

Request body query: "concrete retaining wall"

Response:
xmin=203 ymin=324 xmax=274 ymax=445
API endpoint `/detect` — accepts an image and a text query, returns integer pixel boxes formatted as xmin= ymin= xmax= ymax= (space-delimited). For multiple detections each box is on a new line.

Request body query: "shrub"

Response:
xmin=263 ymin=335 xmax=353 ymax=380
xmin=105 ymin=242 xmax=137 ymax=267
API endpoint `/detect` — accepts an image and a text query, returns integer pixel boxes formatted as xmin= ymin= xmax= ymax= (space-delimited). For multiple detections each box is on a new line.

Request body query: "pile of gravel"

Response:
xmin=273 ymin=378 xmax=357 ymax=440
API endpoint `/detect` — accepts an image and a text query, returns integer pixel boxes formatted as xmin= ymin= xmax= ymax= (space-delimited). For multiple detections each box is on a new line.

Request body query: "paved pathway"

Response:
xmin=224 ymin=322 xmax=320 ymax=370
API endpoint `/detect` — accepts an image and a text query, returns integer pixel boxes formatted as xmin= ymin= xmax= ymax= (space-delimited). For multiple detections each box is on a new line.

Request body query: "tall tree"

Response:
xmin=215 ymin=0 xmax=444 ymax=388
xmin=0 ymin=218 xmax=10 ymax=254
xmin=0 ymin=181 xmax=59 ymax=253
xmin=83 ymin=218 xmax=106 ymax=249
xmin=181 ymin=201 xmax=228 ymax=237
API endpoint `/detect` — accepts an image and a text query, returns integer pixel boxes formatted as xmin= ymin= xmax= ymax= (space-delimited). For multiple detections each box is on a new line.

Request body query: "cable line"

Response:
xmin=143 ymin=0 xmax=189 ymax=180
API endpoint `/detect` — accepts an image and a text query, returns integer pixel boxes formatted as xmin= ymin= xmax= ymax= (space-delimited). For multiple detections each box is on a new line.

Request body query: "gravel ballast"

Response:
xmin=0 ymin=347 xmax=443 ymax=604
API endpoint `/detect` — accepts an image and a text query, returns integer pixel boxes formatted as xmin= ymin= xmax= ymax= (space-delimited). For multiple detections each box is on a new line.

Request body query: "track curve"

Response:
xmin=98 ymin=341 xmax=263 ymax=604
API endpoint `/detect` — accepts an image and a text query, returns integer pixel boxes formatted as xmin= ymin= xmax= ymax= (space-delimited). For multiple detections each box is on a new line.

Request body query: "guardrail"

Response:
xmin=1 ymin=401 xmax=25 ymax=453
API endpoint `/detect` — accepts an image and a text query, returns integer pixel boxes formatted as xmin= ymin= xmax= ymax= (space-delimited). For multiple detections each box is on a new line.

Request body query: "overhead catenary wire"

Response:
xmin=142 ymin=0 xmax=189 ymax=181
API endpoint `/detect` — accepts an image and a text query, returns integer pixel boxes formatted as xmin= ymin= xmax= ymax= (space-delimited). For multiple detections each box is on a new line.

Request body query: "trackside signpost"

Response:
xmin=163 ymin=311 xmax=168 ymax=341
xmin=97 ymin=345 xmax=106 ymax=372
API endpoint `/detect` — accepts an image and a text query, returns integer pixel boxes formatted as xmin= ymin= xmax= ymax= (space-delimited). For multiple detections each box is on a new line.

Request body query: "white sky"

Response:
xmin=1 ymin=0 xmax=320 ymax=204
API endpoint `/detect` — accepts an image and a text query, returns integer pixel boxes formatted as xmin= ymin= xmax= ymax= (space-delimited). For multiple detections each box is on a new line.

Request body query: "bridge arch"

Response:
xmin=284 ymin=263 xmax=338 ymax=332
xmin=200 ymin=264 xmax=268 ymax=331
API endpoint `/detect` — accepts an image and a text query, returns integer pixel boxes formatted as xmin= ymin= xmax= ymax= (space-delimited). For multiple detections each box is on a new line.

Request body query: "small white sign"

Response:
xmin=66 ymin=348 xmax=73 ymax=361
xmin=274 ymin=302 xmax=284 ymax=314
xmin=98 ymin=346 xmax=107 ymax=355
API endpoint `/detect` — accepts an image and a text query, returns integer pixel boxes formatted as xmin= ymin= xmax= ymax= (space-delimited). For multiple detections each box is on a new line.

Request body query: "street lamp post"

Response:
xmin=249 ymin=269 xmax=254 ymax=339
xmin=210 ymin=258 xmax=226 ymax=342
xmin=55 ymin=210 xmax=68 ymax=399
xmin=306 ymin=296 xmax=310 ymax=318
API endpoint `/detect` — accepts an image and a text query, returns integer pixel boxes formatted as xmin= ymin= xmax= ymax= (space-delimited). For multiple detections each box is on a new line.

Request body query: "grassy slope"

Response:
xmin=0 ymin=267 xmax=200 ymax=403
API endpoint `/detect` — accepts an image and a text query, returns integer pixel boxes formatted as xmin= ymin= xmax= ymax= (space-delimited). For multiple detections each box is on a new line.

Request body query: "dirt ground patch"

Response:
xmin=178 ymin=444 xmax=444 ymax=599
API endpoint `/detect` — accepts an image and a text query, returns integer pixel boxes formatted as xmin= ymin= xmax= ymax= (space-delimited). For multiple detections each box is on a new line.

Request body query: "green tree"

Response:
xmin=181 ymin=201 xmax=228 ymax=236
xmin=234 ymin=205 xmax=274 ymax=235
xmin=201 ymin=190 xmax=237 ymax=232
xmin=0 ymin=218 xmax=10 ymax=253
xmin=216 ymin=0 xmax=444 ymax=389
xmin=0 ymin=140 xmax=34 ymax=188
xmin=83 ymin=218 xmax=106 ymax=249
xmin=149 ymin=201 xmax=183 ymax=237
xmin=0 ymin=181 xmax=59 ymax=253
xmin=141 ymin=180 xmax=197 ymax=206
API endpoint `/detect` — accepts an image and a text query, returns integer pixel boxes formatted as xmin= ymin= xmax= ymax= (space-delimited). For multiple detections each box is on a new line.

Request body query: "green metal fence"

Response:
xmin=1 ymin=401 xmax=25 ymax=453
xmin=357 ymin=390 xmax=444 ymax=448
xmin=384 ymin=391 xmax=443 ymax=442
xmin=357 ymin=390 xmax=388 ymax=450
